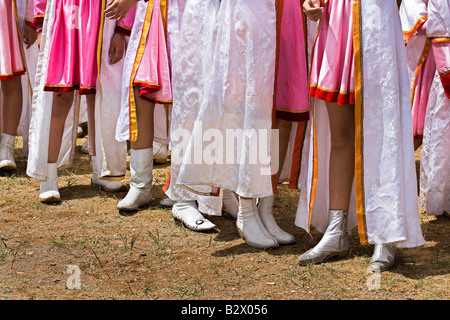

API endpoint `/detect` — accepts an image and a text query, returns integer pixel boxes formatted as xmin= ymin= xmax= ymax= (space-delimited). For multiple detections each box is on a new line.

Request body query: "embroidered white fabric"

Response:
xmin=164 ymin=0 xmax=223 ymax=215
xmin=295 ymin=0 xmax=426 ymax=248
xmin=419 ymin=71 xmax=450 ymax=216
xmin=176 ymin=0 xmax=277 ymax=199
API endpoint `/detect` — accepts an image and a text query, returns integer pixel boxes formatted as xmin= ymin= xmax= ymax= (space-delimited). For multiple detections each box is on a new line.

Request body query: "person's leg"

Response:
xmin=130 ymin=92 xmax=154 ymax=150
xmin=298 ymin=102 xmax=354 ymax=264
xmin=40 ymin=92 xmax=75 ymax=202
xmin=0 ymin=77 xmax=23 ymax=170
xmin=275 ymin=118 xmax=292 ymax=184
xmin=326 ymin=102 xmax=355 ymax=211
xmin=153 ymin=105 xmax=169 ymax=164
xmin=47 ymin=92 xmax=75 ymax=163
xmin=117 ymin=90 xmax=154 ymax=210
xmin=1 ymin=77 xmax=22 ymax=135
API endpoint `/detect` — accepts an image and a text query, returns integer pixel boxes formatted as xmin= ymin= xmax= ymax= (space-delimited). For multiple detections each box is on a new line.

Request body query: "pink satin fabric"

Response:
xmin=43 ymin=0 xmax=136 ymax=95
xmin=44 ymin=0 xmax=102 ymax=94
xmin=412 ymin=47 xmax=436 ymax=139
xmin=0 ymin=0 xmax=26 ymax=80
xmin=33 ymin=0 xmax=47 ymax=25
xmin=133 ymin=0 xmax=172 ymax=104
xmin=412 ymin=41 xmax=450 ymax=138
xmin=116 ymin=4 xmax=136 ymax=36
xmin=275 ymin=0 xmax=309 ymax=122
xmin=309 ymin=0 xmax=355 ymax=106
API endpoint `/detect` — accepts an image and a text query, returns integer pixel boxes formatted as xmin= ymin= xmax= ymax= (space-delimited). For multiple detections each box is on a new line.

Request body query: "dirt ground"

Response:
xmin=0 ymin=136 xmax=448 ymax=301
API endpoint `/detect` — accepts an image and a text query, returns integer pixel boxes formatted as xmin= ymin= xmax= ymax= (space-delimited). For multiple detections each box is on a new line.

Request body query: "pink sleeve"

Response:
xmin=115 ymin=4 xmax=137 ymax=37
xmin=25 ymin=0 xmax=35 ymax=28
xmin=432 ymin=41 xmax=450 ymax=99
xmin=33 ymin=0 xmax=47 ymax=26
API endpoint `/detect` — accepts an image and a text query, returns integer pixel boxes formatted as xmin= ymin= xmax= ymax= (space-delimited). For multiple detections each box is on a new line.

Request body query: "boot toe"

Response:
xmin=39 ymin=191 xmax=61 ymax=203
xmin=0 ymin=160 xmax=17 ymax=171
xmin=172 ymin=204 xmax=216 ymax=231
xmin=276 ymin=233 xmax=296 ymax=245
xmin=237 ymin=227 xmax=279 ymax=249
xmin=117 ymin=190 xmax=152 ymax=211
xmin=298 ymin=248 xmax=346 ymax=265
xmin=92 ymin=179 xmax=128 ymax=192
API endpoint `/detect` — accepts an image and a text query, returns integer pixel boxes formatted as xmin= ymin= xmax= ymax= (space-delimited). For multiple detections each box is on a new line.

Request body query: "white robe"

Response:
xmin=27 ymin=0 xmax=127 ymax=181
xmin=295 ymin=0 xmax=426 ymax=248
xmin=420 ymin=72 xmax=450 ymax=216
xmin=117 ymin=0 xmax=223 ymax=215
xmin=400 ymin=0 xmax=450 ymax=216
xmin=175 ymin=0 xmax=277 ymax=199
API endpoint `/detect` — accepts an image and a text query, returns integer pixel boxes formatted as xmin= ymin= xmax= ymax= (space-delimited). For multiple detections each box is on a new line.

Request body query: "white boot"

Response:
xmin=236 ymin=197 xmax=278 ymax=249
xmin=39 ymin=163 xmax=60 ymax=203
xmin=117 ymin=148 xmax=153 ymax=211
xmin=298 ymin=209 xmax=349 ymax=265
xmin=258 ymin=195 xmax=295 ymax=245
xmin=369 ymin=244 xmax=396 ymax=272
xmin=0 ymin=133 xmax=17 ymax=171
xmin=91 ymin=156 xmax=127 ymax=192
xmin=172 ymin=201 xmax=216 ymax=231
xmin=222 ymin=189 xmax=239 ymax=219
xmin=153 ymin=141 xmax=168 ymax=164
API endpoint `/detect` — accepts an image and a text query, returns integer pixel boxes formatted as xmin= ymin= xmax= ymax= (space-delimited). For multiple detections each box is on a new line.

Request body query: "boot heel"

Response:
xmin=237 ymin=228 xmax=245 ymax=241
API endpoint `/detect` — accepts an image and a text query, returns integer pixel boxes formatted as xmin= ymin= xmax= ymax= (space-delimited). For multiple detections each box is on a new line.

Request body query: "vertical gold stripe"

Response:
xmin=308 ymin=102 xmax=318 ymax=233
xmin=352 ymin=0 xmax=367 ymax=245
xmin=410 ymin=39 xmax=432 ymax=108
xmin=129 ymin=1 xmax=155 ymax=141
xmin=97 ymin=2 xmax=106 ymax=78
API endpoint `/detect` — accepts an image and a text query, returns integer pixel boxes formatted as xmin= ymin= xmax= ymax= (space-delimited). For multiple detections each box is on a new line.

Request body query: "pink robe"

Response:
xmin=33 ymin=0 xmax=46 ymax=25
xmin=132 ymin=0 xmax=172 ymax=105
xmin=40 ymin=0 xmax=136 ymax=95
xmin=274 ymin=0 xmax=309 ymax=122
xmin=309 ymin=0 xmax=355 ymax=106
xmin=0 ymin=0 xmax=34 ymax=80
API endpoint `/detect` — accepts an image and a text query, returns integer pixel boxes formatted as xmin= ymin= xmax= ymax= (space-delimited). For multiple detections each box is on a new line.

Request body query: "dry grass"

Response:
xmin=0 ymin=137 xmax=448 ymax=300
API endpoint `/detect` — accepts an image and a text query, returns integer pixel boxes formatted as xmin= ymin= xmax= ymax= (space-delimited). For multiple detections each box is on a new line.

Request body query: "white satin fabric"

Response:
xmin=427 ymin=0 xmax=450 ymax=38
xmin=165 ymin=0 xmax=223 ymax=215
xmin=175 ymin=0 xmax=277 ymax=199
xmin=401 ymin=0 xmax=450 ymax=216
xmin=27 ymin=1 xmax=127 ymax=180
xmin=399 ymin=0 xmax=428 ymax=33
xmin=295 ymin=0 xmax=425 ymax=248
xmin=117 ymin=0 xmax=223 ymax=215
xmin=420 ymin=72 xmax=450 ymax=216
